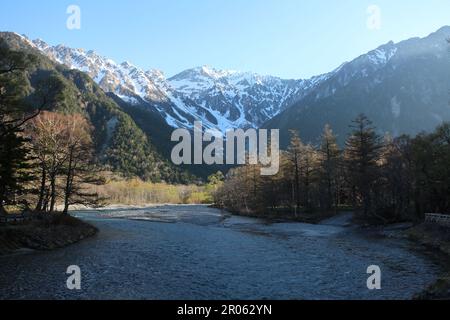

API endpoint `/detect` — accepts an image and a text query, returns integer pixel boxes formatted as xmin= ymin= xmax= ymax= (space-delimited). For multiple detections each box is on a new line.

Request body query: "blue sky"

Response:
xmin=1 ymin=0 xmax=450 ymax=79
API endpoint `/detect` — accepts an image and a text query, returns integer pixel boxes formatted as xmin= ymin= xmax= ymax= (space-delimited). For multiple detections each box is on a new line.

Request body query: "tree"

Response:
xmin=27 ymin=112 xmax=69 ymax=212
xmin=207 ymin=171 xmax=225 ymax=185
xmin=299 ymin=144 xmax=319 ymax=211
xmin=378 ymin=134 xmax=413 ymax=221
xmin=0 ymin=41 xmax=47 ymax=139
xmin=27 ymin=111 xmax=104 ymax=213
xmin=411 ymin=123 xmax=450 ymax=217
xmin=0 ymin=42 xmax=61 ymax=214
xmin=284 ymin=130 xmax=320 ymax=212
xmin=344 ymin=114 xmax=382 ymax=219
xmin=0 ymin=127 xmax=33 ymax=214
xmin=319 ymin=124 xmax=341 ymax=211
xmin=61 ymin=114 xmax=104 ymax=214
xmin=0 ymin=41 xmax=35 ymax=213
xmin=207 ymin=171 xmax=225 ymax=204
xmin=287 ymin=130 xmax=303 ymax=213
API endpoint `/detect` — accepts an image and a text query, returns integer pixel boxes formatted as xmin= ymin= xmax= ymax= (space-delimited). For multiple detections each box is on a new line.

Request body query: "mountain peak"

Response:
xmin=32 ymin=38 xmax=49 ymax=49
xmin=146 ymin=69 xmax=166 ymax=81
xmin=192 ymin=65 xmax=238 ymax=79
xmin=120 ymin=61 xmax=135 ymax=68
xmin=18 ymin=25 xmax=450 ymax=133
xmin=434 ymin=25 xmax=450 ymax=36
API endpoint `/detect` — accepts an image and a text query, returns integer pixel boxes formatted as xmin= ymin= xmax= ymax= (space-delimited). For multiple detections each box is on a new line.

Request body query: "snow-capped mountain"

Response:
xmin=167 ymin=66 xmax=332 ymax=130
xmin=26 ymin=25 xmax=449 ymax=140
xmin=30 ymin=38 xmax=333 ymax=131
xmin=265 ymin=26 xmax=450 ymax=146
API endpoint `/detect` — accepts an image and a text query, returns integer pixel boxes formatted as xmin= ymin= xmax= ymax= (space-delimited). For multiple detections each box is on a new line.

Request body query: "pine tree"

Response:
xmin=0 ymin=41 xmax=35 ymax=214
xmin=0 ymin=126 xmax=33 ymax=214
xmin=319 ymin=124 xmax=340 ymax=211
xmin=299 ymin=143 xmax=319 ymax=211
xmin=344 ymin=114 xmax=382 ymax=218
xmin=287 ymin=130 xmax=303 ymax=213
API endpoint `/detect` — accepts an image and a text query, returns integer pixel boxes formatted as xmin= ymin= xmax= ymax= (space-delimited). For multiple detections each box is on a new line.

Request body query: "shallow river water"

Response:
xmin=0 ymin=205 xmax=442 ymax=299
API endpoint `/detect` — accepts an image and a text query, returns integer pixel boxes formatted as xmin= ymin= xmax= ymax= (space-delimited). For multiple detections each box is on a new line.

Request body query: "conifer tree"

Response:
xmin=344 ymin=114 xmax=382 ymax=218
xmin=319 ymin=124 xmax=340 ymax=210
xmin=287 ymin=130 xmax=303 ymax=212
xmin=0 ymin=41 xmax=34 ymax=213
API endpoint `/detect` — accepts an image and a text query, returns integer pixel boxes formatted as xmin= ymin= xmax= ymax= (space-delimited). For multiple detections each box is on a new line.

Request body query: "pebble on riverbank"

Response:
xmin=0 ymin=214 xmax=98 ymax=255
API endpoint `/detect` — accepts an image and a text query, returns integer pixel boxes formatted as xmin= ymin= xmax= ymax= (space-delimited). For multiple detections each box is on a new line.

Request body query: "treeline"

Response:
xmin=216 ymin=115 xmax=450 ymax=224
xmin=92 ymin=173 xmax=224 ymax=205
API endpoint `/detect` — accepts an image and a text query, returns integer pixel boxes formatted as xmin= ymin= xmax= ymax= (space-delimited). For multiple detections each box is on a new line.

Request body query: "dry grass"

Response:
xmin=89 ymin=177 xmax=214 ymax=205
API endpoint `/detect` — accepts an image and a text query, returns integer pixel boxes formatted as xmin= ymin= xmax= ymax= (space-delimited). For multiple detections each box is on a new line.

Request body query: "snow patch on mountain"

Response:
xmin=28 ymin=37 xmax=335 ymax=131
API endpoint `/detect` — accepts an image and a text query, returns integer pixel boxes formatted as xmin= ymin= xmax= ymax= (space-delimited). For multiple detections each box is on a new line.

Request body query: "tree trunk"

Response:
xmin=294 ymin=156 xmax=300 ymax=213
xmin=43 ymin=190 xmax=50 ymax=212
xmin=327 ymin=174 xmax=333 ymax=210
xmin=0 ymin=198 xmax=6 ymax=215
xmin=0 ymin=185 xmax=6 ymax=215
xmin=49 ymin=173 xmax=56 ymax=212
xmin=35 ymin=165 xmax=47 ymax=211
xmin=63 ymin=150 xmax=74 ymax=215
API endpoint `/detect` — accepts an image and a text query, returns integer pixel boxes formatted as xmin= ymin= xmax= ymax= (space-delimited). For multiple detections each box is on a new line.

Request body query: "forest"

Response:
xmin=0 ymin=37 xmax=202 ymax=215
xmin=216 ymin=115 xmax=450 ymax=224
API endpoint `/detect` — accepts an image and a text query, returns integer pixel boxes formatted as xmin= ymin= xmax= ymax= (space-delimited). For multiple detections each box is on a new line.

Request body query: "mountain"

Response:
xmin=0 ymin=32 xmax=193 ymax=183
xmin=264 ymin=26 xmax=450 ymax=147
xmin=166 ymin=66 xmax=331 ymax=129
xmin=6 ymin=26 xmax=450 ymax=160
xmin=31 ymin=39 xmax=334 ymax=131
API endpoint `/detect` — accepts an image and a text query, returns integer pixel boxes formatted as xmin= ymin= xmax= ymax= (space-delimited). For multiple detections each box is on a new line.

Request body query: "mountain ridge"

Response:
xmin=26 ymin=34 xmax=336 ymax=131
xmin=7 ymin=26 xmax=450 ymax=149
xmin=264 ymin=25 xmax=450 ymax=147
xmin=0 ymin=31 xmax=194 ymax=182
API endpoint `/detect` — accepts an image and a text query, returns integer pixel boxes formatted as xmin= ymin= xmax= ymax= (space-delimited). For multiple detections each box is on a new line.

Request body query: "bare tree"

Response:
xmin=61 ymin=114 xmax=104 ymax=213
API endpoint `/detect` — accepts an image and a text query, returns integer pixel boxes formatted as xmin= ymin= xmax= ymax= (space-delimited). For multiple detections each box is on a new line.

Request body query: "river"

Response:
xmin=0 ymin=205 xmax=441 ymax=300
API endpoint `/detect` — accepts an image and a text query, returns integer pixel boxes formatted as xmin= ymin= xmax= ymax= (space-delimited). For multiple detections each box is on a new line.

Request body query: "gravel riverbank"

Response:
xmin=0 ymin=214 xmax=98 ymax=256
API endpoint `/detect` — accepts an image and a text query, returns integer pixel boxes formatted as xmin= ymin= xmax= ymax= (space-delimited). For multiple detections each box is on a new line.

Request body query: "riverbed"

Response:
xmin=0 ymin=205 xmax=442 ymax=299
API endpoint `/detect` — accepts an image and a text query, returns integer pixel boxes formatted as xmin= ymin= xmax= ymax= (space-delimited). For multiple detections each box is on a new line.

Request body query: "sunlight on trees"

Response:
xmin=216 ymin=114 xmax=450 ymax=224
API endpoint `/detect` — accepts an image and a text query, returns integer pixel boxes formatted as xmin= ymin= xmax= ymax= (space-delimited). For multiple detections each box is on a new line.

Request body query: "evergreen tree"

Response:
xmin=0 ymin=41 xmax=35 ymax=213
xmin=287 ymin=130 xmax=303 ymax=213
xmin=344 ymin=114 xmax=382 ymax=218
xmin=299 ymin=144 xmax=319 ymax=211
xmin=319 ymin=124 xmax=341 ymax=211
xmin=0 ymin=127 xmax=32 ymax=213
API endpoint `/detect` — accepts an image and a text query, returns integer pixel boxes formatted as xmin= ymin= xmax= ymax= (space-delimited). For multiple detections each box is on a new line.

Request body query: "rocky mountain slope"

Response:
xmin=7 ymin=26 xmax=450 ymax=154
xmin=265 ymin=26 xmax=450 ymax=146
xmin=31 ymin=39 xmax=334 ymax=131
xmin=0 ymin=32 xmax=193 ymax=183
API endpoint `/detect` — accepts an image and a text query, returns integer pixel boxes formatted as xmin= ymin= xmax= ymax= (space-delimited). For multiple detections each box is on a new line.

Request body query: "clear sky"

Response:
xmin=1 ymin=0 xmax=450 ymax=79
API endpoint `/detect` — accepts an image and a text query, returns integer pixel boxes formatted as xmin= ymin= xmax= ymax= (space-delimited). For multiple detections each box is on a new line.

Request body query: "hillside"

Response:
xmin=264 ymin=26 xmax=450 ymax=147
xmin=0 ymin=32 xmax=193 ymax=183
xmin=31 ymin=37 xmax=333 ymax=131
